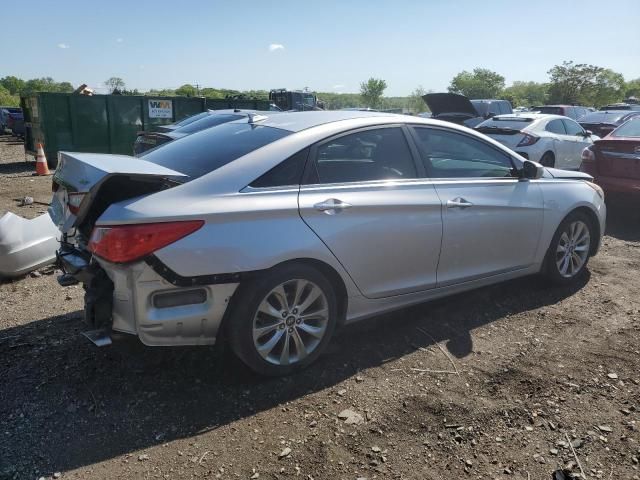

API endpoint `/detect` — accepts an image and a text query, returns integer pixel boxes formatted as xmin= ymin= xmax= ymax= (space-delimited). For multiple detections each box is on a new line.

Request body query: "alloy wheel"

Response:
xmin=252 ymin=279 xmax=329 ymax=366
xmin=555 ymin=220 xmax=590 ymax=278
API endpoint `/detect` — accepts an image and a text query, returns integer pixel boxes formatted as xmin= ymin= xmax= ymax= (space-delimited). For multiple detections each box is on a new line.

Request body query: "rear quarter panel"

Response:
xmin=101 ymin=188 xmax=362 ymax=298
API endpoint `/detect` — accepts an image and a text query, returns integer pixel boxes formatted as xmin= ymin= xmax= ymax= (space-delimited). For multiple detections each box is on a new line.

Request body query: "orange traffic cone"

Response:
xmin=35 ymin=143 xmax=51 ymax=176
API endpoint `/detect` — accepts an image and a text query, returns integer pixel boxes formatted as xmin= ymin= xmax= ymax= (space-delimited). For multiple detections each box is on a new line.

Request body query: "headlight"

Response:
xmin=585 ymin=181 xmax=604 ymax=200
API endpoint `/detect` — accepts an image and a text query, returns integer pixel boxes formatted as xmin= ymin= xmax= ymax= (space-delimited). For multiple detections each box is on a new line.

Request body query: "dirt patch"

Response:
xmin=0 ymin=137 xmax=639 ymax=480
xmin=0 ymin=134 xmax=52 ymax=220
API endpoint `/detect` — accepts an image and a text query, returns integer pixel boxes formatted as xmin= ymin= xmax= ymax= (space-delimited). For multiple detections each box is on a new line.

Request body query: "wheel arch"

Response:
xmin=555 ymin=205 xmax=601 ymax=256
xmin=220 ymin=257 xmax=350 ymax=340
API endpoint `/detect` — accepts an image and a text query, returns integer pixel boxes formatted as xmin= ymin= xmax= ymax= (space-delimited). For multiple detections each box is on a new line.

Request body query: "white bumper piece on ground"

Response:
xmin=0 ymin=212 xmax=59 ymax=278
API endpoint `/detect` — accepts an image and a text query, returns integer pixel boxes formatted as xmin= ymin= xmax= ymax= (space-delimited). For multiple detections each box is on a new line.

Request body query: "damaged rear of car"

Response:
xmin=50 ymin=120 xmax=291 ymax=347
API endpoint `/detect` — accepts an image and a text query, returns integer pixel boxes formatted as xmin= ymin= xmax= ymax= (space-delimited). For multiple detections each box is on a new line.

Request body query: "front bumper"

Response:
xmin=57 ymin=246 xmax=239 ymax=346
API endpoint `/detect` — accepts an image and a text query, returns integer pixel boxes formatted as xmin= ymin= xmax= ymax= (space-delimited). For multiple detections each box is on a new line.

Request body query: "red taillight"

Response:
xmin=88 ymin=221 xmax=204 ymax=264
xmin=517 ymin=133 xmax=540 ymax=147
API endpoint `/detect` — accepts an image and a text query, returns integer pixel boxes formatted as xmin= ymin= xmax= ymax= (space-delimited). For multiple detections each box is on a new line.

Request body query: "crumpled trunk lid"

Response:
xmin=49 ymin=152 xmax=186 ymax=236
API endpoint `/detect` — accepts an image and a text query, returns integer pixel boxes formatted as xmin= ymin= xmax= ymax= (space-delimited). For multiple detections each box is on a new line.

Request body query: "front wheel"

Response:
xmin=544 ymin=212 xmax=593 ymax=284
xmin=227 ymin=264 xmax=337 ymax=376
xmin=540 ymin=152 xmax=555 ymax=168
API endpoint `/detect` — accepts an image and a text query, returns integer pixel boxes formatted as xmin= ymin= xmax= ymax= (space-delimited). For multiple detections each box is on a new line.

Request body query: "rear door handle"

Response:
xmin=446 ymin=197 xmax=473 ymax=209
xmin=314 ymin=198 xmax=352 ymax=214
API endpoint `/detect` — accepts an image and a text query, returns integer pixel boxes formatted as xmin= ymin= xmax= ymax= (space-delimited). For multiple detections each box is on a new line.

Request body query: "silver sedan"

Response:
xmin=50 ymin=111 xmax=606 ymax=375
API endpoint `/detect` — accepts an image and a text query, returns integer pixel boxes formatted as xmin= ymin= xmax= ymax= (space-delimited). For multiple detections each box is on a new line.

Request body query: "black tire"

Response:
xmin=47 ymin=156 xmax=59 ymax=170
xmin=544 ymin=211 xmax=593 ymax=285
xmin=540 ymin=152 xmax=555 ymax=168
xmin=227 ymin=263 xmax=338 ymax=376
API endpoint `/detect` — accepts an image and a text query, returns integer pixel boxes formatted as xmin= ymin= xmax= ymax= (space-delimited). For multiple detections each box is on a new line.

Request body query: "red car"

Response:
xmin=581 ymin=117 xmax=640 ymax=202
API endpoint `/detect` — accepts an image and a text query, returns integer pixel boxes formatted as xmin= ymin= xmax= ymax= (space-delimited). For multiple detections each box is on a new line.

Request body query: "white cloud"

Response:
xmin=268 ymin=43 xmax=285 ymax=52
xmin=116 ymin=38 xmax=124 ymax=43
xmin=332 ymin=84 xmax=345 ymax=90
xmin=57 ymin=43 xmax=70 ymax=49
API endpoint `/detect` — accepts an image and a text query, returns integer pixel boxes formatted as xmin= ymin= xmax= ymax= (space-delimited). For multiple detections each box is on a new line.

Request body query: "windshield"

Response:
xmin=175 ymin=114 xmax=243 ymax=134
xmin=612 ymin=118 xmax=640 ymax=137
xmin=580 ymin=111 xmax=629 ymax=124
xmin=142 ymin=122 xmax=291 ymax=180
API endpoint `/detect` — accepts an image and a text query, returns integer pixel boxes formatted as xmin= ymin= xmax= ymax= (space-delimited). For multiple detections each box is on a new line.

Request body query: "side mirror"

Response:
xmin=522 ymin=160 xmax=544 ymax=180
xmin=484 ymin=112 xmax=497 ymax=119
xmin=584 ymin=130 xmax=592 ymax=137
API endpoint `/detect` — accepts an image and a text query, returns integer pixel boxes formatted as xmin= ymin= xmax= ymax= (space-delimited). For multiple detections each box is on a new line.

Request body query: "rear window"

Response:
xmin=142 ymin=122 xmax=291 ymax=180
xmin=175 ymin=114 xmax=243 ymax=134
xmin=612 ymin=118 xmax=640 ymax=137
xmin=477 ymin=118 xmax=533 ymax=130
xmin=536 ymin=106 xmax=563 ymax=115
xmin=173 ymin=111 xmax=211 ymax=127
xmin=579 ymin=111 xmax=629 ymax=124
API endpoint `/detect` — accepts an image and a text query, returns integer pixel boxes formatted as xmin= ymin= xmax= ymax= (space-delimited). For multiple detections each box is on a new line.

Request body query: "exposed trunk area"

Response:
xmin=49 ymin=152 xmax=186 ymax=240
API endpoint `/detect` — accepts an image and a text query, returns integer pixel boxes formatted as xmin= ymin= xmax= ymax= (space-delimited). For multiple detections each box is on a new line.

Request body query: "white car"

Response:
xmin=476 ymin=113 xmax=598 ymax=170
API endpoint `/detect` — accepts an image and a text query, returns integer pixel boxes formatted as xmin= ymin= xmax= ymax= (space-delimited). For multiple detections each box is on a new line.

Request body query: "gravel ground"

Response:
xmin=1 ymin=134 xmax=639 ymax=480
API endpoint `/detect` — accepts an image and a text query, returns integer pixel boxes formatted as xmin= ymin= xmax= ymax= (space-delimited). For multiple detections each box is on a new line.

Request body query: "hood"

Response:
xmin=423 ymin=93 xmax=478 ymax=117
xmin=545 ymin=167 xmax=592 ymax=181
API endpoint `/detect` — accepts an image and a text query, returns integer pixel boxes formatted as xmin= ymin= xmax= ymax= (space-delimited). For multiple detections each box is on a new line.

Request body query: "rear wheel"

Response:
xmin=544 ymin=212 xmax=593 ymax=284
xmin=227 ymin=264 xmax=337 ymax=376
xmin=540 ymin=151 xmax=555 ymax=168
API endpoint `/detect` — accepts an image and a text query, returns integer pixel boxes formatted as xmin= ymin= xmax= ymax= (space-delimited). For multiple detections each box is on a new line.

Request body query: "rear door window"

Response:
xmin=545 ymin=119 xmax=567 ymax=134
xmin=308 ymin=127 xmax=418 ymax=184
xmin=562 ymin=119 xmax=585 ymax=136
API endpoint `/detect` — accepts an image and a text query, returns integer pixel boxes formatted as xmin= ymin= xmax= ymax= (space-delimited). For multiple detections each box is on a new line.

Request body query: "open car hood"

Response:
xmin=423 ymin=93 xmax=478 ymax=117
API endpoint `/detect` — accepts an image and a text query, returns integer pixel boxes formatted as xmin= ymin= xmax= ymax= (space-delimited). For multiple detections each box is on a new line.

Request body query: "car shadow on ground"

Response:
xmin=605 ymin=204 xmax=640 ymax=242
xmin=0 ymin=271 xmax=589 ymax=475
xmin=0 ymin=161 xmax=34 ymax=175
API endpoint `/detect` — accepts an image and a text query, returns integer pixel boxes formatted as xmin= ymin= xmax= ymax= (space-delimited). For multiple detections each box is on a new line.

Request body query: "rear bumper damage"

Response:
xmin=0 ymin=212 xmax=59 ymax=278
xmin=57 ymin=245 xmax=239 ymax=346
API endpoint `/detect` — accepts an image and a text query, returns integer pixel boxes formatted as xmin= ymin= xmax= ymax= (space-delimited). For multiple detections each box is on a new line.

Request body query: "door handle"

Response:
xmin=314 ymin=198 xmax=352 ymax=214
xmin=446 ymin=197 xmax=473 ymax=209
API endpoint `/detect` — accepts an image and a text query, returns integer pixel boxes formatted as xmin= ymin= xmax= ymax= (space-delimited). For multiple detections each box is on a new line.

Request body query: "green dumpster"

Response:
xmin=21 ymin=93 xmax=206 ymax=168
xmin=206 ymin=98 xmax=271 ymax=111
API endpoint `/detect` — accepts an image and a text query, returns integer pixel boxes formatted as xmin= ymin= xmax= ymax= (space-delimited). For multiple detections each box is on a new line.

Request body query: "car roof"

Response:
xmin=240 ymin=110 xmax=401 ymax=132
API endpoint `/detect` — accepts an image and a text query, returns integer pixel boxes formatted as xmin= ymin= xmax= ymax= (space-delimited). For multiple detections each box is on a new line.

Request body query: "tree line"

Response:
xmin=2 ymin=61 xmax=639 ymax=111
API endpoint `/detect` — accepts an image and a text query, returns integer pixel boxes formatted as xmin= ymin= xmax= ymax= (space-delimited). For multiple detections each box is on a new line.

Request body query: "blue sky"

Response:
xmin=3 ymin=0 xmax=639 ymax=96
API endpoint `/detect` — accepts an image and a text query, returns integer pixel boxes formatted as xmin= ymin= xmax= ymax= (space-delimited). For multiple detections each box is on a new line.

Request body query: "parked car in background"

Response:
xmin=599 ymin=103 xmax=640 ymax=111
xmin=0 ymin=107 xmax=23 ymax=135
xmin=581 ymin=116 xmax=640 ymax=203
xmin=578 ymin=110 xmax=640 ymax=138
xmin=133 ymin=110 xmax=260 ymax=155
xmin=531 ymin=105 xmax=590 ymax=120
xmin=154 ymin=110 xmax=215 ymax=134
xmin=423 ymin=93 xmax=512 ymax=128
xmin=50 ymin=111 xmax=605 ymax=375
xmin=476 ymin=113 xmax=597 ymax=169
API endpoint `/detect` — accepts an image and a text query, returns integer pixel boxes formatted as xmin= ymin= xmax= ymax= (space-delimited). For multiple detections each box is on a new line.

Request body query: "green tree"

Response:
xmin=0 ymin=85 xmax=19 ymax=106
xmin=501 ymin=81 xmax=548 ymax=107
xmin=625 ymin=78 xmax=640 ymax=99
xmin=360 ymin=78 xmax=387 ymax=108
xmin=407 ymin=85 xmax=427 ymax=113
xmin=175 ymin=84 xmax=198 ymax=96
xmin=104 ymin=77 xmax=125 ymax=93
xmin=448 ymin=68 xmax=505 ymax=99
xmin=0 ymin=76 xmax=25 ymax=96
xmin=547 ymin=61 xmax=625 ymax=106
